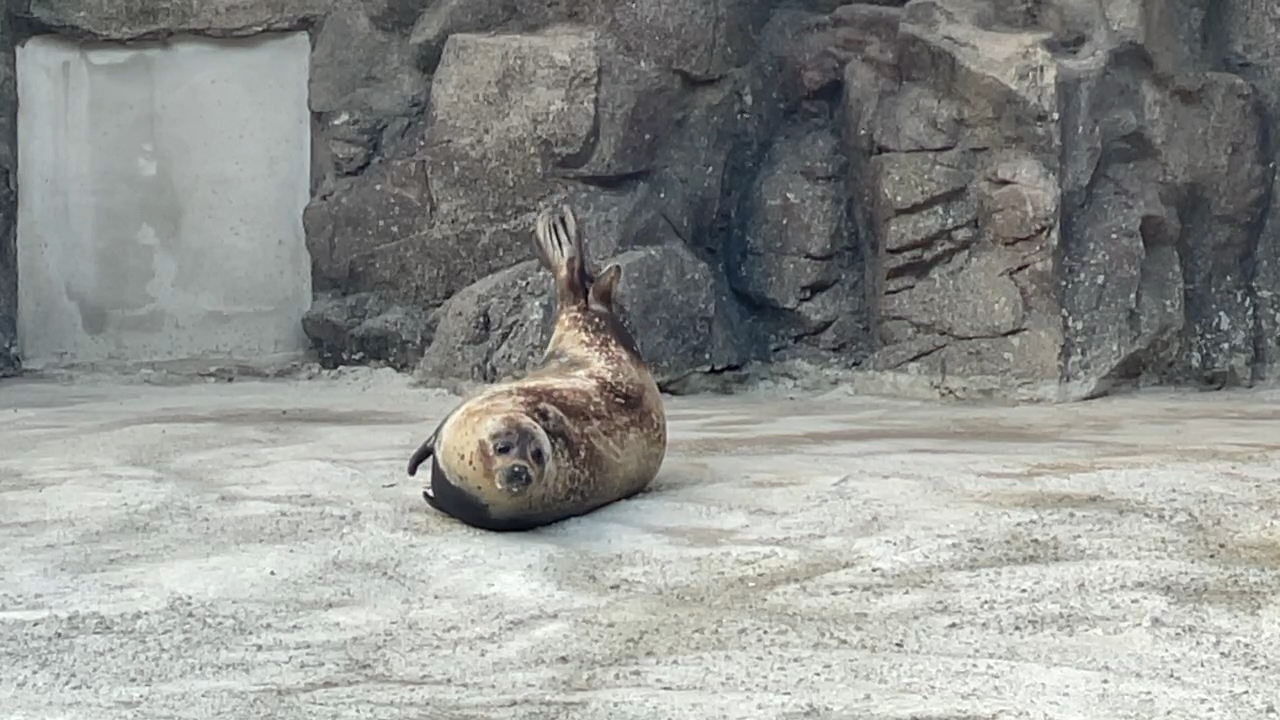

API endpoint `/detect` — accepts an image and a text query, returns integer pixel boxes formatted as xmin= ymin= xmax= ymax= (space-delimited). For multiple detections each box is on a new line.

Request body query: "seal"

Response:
xmin=405 ymin=204 xmax=668 ymax=531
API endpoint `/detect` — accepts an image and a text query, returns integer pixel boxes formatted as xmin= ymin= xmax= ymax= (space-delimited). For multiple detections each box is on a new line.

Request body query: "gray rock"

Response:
xmin=883 ymin=198 xmax=978 ymax=255
xmin=868 ymin=149 xmax=982 ymax=311
xmin=16 ymin=0 xmax=330 ymax=38
xmin=882 ymin=247 xmax=1026 ymax=341
xmin=610 ymin=244 xmax=758 ymax=386
xmin=308 ymin=6 xmax=425 ymax=117
xmin=1058 ymin=46 xmax=1270 ymax=396
xmin=410 ymin=28 xmax=598 ymax=303
xmin=978 ymin=154 xmax=1058 ymax=245
xmin=828 ymin=4 xmax=903 ymax=78
xmin=1223 ymin=0 xmax=1280 ymax=382
xmin=303 ymin=155 xmax=434 ymax=299
xmin=407 ymin=0 xmax=518 ymax=73
xmin=872 ymin=83 xmax=961 ymax=152
xmin=731 ymin=122 xmax=859 ymax=349
xmin=425 ymin=29 xmax=599 ymax=213
xmin=872 ymin=150 xmax=973 ymax=214
xmin=0 ymin=15 xmax=16 ymax=378
xmin=413 ymin=261 xmax=553 ymax=386
xmin=841 ymin=0 xmax=1280 ymax=399
xmin=301 ymin=292 xmax=433 ymax=371
xmin=307 ymin=24 xmax=693 ymax=311
xmin=415 ymin=243 xmax=756 ymax=390
xmin=896 ymin=0 xmax=1060 ymax=155
xmin=596 ymin=0 xmax=755 ymax=82
xmin=1160 ymin=72 xmax=1270 ymax=384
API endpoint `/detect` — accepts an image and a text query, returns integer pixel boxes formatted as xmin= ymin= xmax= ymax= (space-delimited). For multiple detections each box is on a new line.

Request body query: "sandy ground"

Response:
xmin=1 ymin=368 xmax=1278 ymax=720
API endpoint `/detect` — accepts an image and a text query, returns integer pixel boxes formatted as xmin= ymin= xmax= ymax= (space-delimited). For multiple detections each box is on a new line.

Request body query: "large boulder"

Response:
xmin=413 ymin=260 xmax=554 ymax=386
xmin=305 ymin=27 xmax=601 ymax=308
xmin=1060 ymin=65 xmax=1270 ymax=394
xmin=301 ymin=291 xmax=434 ymax=371
xmin=303 ymin=22 xmax=694 ymax=308
xmin=414 ymin=243 xmax=757 ymax=391
xmin=840 ymin=0 xmax=1067 ymax=399
xmin=609 ymin=244 xmax=758 ymax=385
xmin=305 ymin=0 xmax=774 ymax=390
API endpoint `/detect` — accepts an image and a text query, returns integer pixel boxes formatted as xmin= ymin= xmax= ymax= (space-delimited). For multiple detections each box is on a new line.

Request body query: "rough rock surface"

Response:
xmin=301 ymin=291 xmax=433 ymax=371
xmin=0 ymin=11 xmax=16 ymax=377
xmin=413 ymin=260 xmax=554 ymax=386
xmin=414 ymin=243 xmax=757 ymax=392
xmin=3 ymin=0 xmax=1280 ymax=399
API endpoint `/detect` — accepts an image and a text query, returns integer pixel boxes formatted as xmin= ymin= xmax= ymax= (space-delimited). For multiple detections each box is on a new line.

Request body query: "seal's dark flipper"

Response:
xmin=407 ymin=425 xmax=440 ymax=477
xmin=533 ymin=204 xmax=590 ymax=308
xmin=407 ymin=437 xmax=433 ymax=476
xmin=426 ymin=453 xmax=560 ymax=532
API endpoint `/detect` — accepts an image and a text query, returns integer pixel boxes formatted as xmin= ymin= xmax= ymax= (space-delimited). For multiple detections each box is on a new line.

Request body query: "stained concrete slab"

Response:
xmin=1 ymin=368 xmax=1279 ymax=719
xmin=14 ymin=33 xmax=312 ymax=369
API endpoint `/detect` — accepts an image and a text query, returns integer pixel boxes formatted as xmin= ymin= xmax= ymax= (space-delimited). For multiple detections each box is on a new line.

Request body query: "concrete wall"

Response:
xmin=14 ymin=32 xmax=313 ymax=369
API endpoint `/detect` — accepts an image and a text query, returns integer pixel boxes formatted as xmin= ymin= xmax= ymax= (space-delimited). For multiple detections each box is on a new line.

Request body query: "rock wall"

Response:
xmin=0 ymin=9 xmax=16 ymax=377
xmin=2 ymin=0 xmax=1279 ymax=399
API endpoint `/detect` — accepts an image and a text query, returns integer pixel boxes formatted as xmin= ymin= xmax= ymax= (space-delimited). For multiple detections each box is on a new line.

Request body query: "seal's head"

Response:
xmin=474 ymin=412 xmax=553 ymax=496
xmin=410 ymin=407 xmax=560 ymax=531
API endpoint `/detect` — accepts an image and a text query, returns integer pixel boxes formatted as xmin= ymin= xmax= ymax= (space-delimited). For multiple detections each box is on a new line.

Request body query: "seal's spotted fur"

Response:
xmin=406 ymin=205 xmax=667 ymax=531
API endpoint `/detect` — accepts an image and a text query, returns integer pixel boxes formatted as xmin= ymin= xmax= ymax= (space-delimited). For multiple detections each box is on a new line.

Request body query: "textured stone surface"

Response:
xmin=0 ymin=12 xmax=15 ymax=377
xmin=730 ymin=123 xmax=856 ymax=349
xmin=415 ymin=243 xmax=757 ymax=391
xmin=1222 ymin=0 xmax=1280 ymax=384
xmin=840 ymin=0 xmax=1280 ymax=399
xmin=4 ymin=0 xmax=1280 ymax=398
xmin=413 ymin=260 xmax=553 ymax=386
xmin=301 ymin=291 xmax=432 ymax=371
xmin=14 ymin=0 xmax=329 ymax=38
xmin=609 ymin=244 xmax=758 ymax=386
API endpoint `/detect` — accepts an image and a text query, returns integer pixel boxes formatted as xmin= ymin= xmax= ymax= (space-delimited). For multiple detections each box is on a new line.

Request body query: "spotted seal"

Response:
xmin=406 ymin=204 xmax=668 ymax=531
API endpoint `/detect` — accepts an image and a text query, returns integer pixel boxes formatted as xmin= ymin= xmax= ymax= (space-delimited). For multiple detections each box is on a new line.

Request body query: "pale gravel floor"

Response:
xmin=1 ymin=367 xmax=1278 ymax=720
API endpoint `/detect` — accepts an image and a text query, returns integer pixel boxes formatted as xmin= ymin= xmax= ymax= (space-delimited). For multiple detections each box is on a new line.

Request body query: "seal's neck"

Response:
xmin=544 ymin=306 xmax=643 ymax=367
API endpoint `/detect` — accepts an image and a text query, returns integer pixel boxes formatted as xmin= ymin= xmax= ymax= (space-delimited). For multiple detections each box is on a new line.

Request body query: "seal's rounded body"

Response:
xmin=406 ymin=205 xmax=667 ymax=531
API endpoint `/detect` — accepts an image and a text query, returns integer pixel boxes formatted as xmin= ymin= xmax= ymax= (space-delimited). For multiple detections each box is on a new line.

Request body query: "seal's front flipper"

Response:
xmin=407 ymin=424 xmax=441 ymax=477
xmin=533 ymin=204 xmax=590 ymax=308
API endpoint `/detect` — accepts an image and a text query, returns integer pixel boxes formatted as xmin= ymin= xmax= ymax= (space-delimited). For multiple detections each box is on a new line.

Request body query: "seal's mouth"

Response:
xmin=498 ymin=464 xmax=534 ymax=494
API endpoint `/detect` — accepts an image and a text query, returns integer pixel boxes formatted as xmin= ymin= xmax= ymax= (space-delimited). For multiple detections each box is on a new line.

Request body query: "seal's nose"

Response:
xmin=501 ymin=464 xmax=533 ymax=493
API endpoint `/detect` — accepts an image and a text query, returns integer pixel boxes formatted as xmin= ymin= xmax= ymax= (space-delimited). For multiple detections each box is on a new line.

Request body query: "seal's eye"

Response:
xmin=494 ymin=440 xmax=514 ymax=456
xmin=531 ymin=448 xmax=545 ymax=465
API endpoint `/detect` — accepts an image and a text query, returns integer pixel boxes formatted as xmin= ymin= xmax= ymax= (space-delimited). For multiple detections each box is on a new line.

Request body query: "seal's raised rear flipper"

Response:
xmin=588 ymin=263 xmax=622 ymax=313
xmin=534 ymin=204 xmax=592 ymax=309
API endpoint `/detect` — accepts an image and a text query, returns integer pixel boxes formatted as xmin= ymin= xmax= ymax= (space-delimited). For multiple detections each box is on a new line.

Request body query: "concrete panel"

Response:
xmin=15 ymin=32 xmax=312 ymax=368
